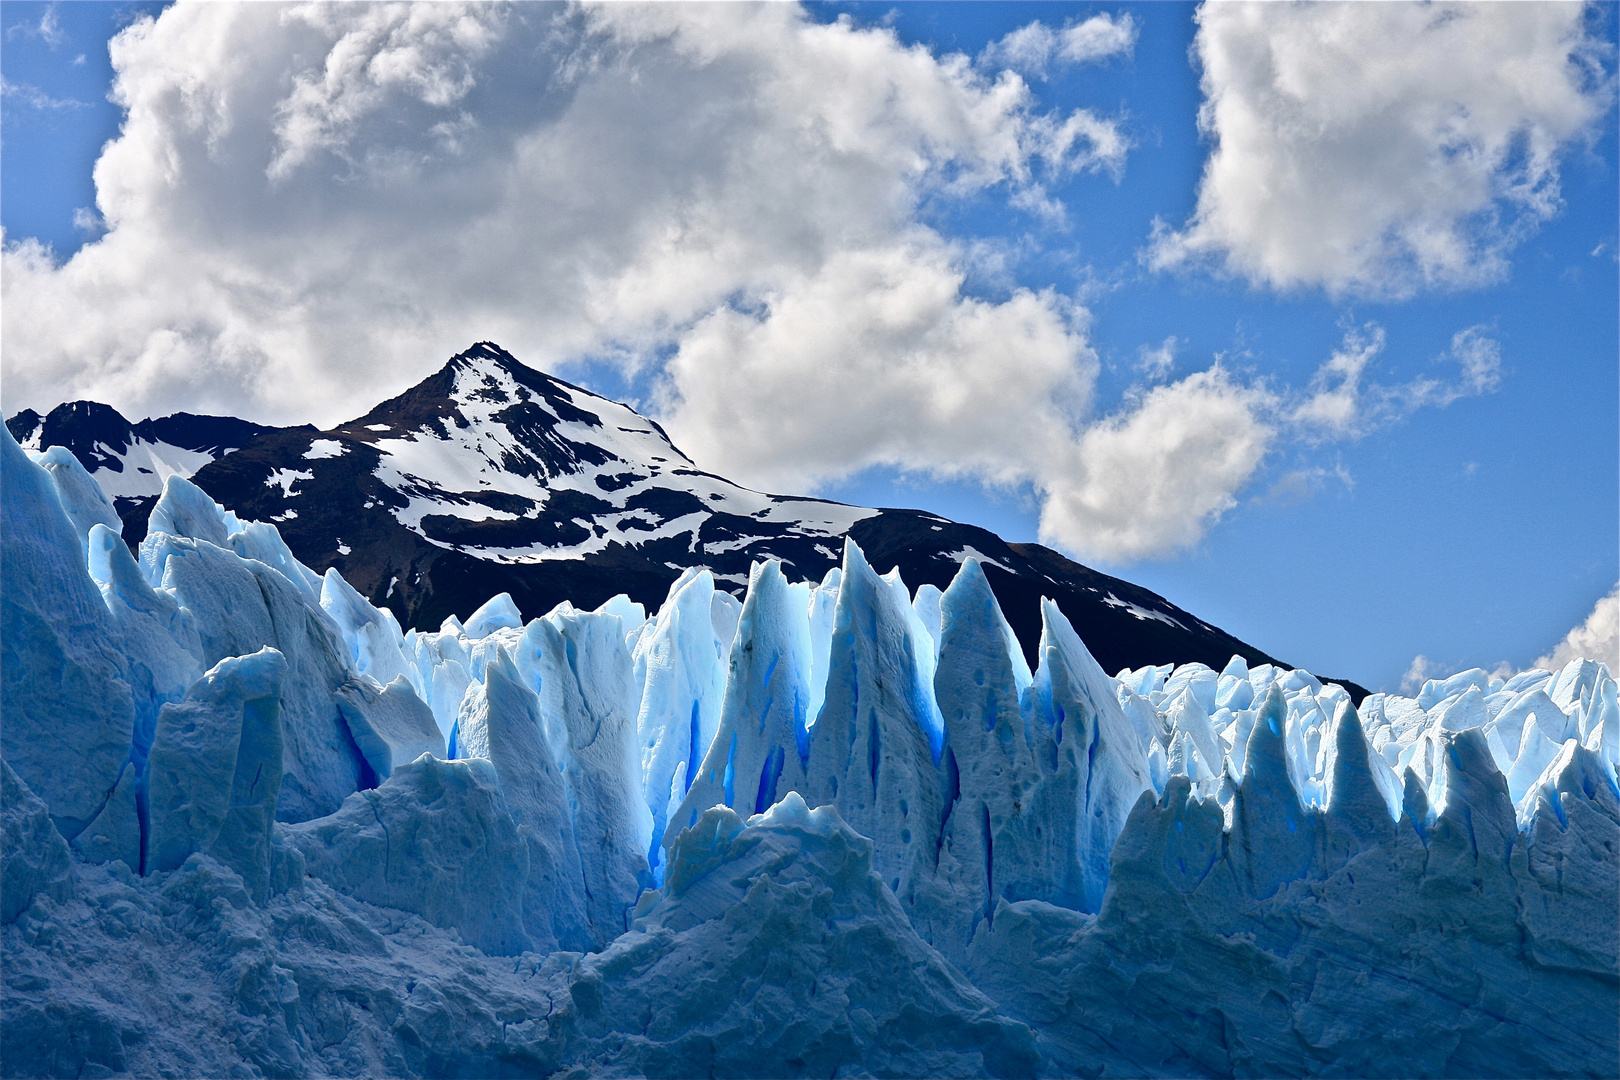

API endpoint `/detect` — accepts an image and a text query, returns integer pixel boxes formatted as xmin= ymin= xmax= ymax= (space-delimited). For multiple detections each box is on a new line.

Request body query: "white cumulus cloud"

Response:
xmin=1038 ymin=366 xmax=1276 ymax=563
xmin=0 ymin=75 xmax=86 ymax=110
xmin=1 ymin=2 xmax=1121 ymax=429
xmin=659 ymin=241 xmax=1092 ymax=496
xmin=8 ymin=1 xmax=1248 ymax=561
xmin=0 ymin=2 xmax=1538 ymax=569
xmin=1150 ymin=1 xmax=1611 ymax=297
xmin=1400 ymin=654 xmax=1443 ymax=695
xmin=1409 ymin=584 xmax=1619 ymax=690
xmin=1535 ymin=584 xmax=1620 ymax=673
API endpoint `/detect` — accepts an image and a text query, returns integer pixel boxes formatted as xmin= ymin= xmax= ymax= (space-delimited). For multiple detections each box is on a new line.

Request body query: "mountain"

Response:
xmin=7 ymin=341 xmax=1365 ymax=697
xmin=7 ymin=401 xmax=300 ymax=513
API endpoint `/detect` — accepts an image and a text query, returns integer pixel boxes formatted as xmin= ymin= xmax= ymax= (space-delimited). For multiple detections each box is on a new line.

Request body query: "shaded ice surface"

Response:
xmin=2 ymin=422 xmax=1616 ymax=1079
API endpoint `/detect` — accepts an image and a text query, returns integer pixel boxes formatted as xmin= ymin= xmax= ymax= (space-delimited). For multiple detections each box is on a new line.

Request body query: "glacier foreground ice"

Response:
xmin=572 ymin=792 xmax=1041 ymax=1079
xmin=147 ymin=647 xmax=288 ymax=903
xmin=965 ymin=727 xmax=1618 ymax=1078
xmin=1 ymin=792 xmax=1043 ymax=1079
xmin=285 ymin=755 xmax=533 ymax=957
xmin=0 ymin=762 xmax=75 ymax=925
xmin=2 ymin=421 xmax=1617 ymax=1078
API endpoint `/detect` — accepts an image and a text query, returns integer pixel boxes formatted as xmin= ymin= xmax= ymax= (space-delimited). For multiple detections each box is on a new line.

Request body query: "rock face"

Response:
xmin=2 ymin=419 xmax=1616 ymax=1079
xmin=7 ymin=342 xmax=1364 ymax=693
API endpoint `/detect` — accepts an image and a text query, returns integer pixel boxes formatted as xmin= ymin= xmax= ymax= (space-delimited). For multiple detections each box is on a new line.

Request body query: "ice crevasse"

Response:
xmin=1 ymin=423 xmax=1616 ymax=1080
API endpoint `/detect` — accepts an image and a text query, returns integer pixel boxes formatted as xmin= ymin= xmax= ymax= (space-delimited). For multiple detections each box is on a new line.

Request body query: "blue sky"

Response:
xmin=2 ymin=1 xmax=1616 ymax=691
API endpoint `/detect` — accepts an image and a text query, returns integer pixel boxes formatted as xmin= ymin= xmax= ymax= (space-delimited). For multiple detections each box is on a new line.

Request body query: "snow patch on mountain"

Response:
xmin=1104 ymin=590 xmax=1188 ymax=629
xmin=303 ymin=439 xmax=344 ymax=460
xmin=945 ymin=545 xmax=1015 ymax=574
xmin=265 ymin=468 xmax=313 ymax=497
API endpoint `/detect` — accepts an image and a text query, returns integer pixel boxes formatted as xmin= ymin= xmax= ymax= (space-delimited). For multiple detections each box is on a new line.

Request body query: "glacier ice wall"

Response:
xmin=3 ymin=424 xmax=1616 ymax=1079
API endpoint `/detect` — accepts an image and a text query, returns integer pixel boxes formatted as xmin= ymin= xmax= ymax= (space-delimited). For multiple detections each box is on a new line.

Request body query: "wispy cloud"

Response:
xmin=1251 ymin=463 xmax=1353 ymax=508
xmin=0 ymin=76 xmax=87 ymax=111
xmin=1136 ymin=335 xmax=1178 ymax=379
xmin=1291 ymin=323 xmax=1503 ymax=442
xmin=38 ymin=4 xmax=62 ymax=46
xmin=6 ymin=3 xmax=64 ymax=47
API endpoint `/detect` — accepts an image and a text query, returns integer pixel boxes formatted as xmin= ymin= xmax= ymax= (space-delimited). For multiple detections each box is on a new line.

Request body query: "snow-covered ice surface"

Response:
xmin=3 ymin=421 xmax=1616 ymax=1078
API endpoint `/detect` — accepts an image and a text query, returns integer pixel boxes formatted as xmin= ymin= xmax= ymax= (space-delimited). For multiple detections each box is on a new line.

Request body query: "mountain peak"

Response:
xmin=445 ymin=340 xmax=526 ymax=373
xmin=333 ymin=341 xmax=696 ymax=487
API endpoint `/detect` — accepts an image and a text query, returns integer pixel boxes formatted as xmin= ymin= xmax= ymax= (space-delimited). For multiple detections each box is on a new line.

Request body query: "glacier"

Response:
xmin=2 ymin=422 xmax=1616 ymax=1079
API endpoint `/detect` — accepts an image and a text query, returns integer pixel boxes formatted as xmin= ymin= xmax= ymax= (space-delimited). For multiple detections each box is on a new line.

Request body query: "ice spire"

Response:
xmin=805 ymin=539 xmax=947 ymax=908
xmin=1023 ymin=598 xmax=1152 ymax=912
xmin=635 ymin=568 xmax=729 ymax=879
xmin=927 ymin=558 xmax=1043 ymax=945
